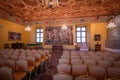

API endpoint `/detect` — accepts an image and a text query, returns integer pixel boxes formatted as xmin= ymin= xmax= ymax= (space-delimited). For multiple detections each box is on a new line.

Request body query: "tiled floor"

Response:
xmin=31 ymin=50 xmax=62 ymax=80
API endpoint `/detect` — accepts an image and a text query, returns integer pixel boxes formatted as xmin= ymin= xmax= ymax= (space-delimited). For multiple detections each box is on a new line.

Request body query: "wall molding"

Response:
xmin=105 ymin=48 xmax=120 ymax=52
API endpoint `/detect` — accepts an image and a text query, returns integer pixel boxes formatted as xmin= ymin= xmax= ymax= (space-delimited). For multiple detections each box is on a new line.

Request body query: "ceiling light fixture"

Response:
xmin=106 ymin=15 xmax=117 ymax=29
xmin=41 ymin=0 xmax=60 ymax=8
xmin=61 ymin=23 xmax=68 ymax=30
xmin=24 ymin=23 xmax=32 ymax=31
xmin=106 ymin=22 xmax=117 ymax=29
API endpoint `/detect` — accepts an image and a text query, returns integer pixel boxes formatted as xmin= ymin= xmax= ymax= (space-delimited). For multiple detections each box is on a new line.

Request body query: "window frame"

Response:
xmin=76 ymin=26 xmax=87 ymax=43
xmin=36 ymin=28 xmax=43 ymax=43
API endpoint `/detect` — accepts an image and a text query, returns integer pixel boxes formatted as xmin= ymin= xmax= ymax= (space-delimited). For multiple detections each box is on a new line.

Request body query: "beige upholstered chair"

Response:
xmin=83 ymin=59 xmax=96 ymax=66
xmin=103 ymin=57 xmax=115 ymax=62
xmin=105 ymin=78 xmax=120 ymax=80
xmin=5 ymin=59 xmax=16 ymax=71
xmin=81 ymin=56 xmax=91 ymax=60
xmin=53 ymin=72 xmax=73 ymax=80
xmin=0 ymin=67 xmax=13 ymax=80
xmin=15 ymin=60 xmax=28 ymax=80
xmin=107 ymin=67 xmax=120 ymax=79
xmin=88 ymin=66 xmax=106 ymax=80
xmin=59 ymin=58 xmax=69 ymax=64
xmin=71 ymin=59 xmax=83 ymax=65
xmin=71 ymin=56 xmax=80 ymax=59
xmin=44 ymin=50 xmax=50 ymax=61
xmin=40 ymin=52 xmax=46 ymax=63
xmin=0 ymin=58 xmax=5 ymax=67
xmin=19 ymin=52 xmax=26 ymax=56
xmin=75 ymin=75 xmax=97 ymax=80
xmin=26 ymin=56 xmax=36 ymax=80
xmin=10 ymin=55 xmax=18 ymax=61
xmin=18 ymin=56 xmax=26 ymax=60
xmin=113 ymin=61 xmax=120 ymax=67
xmin=33 ymin=53 xmax=41 ymax=74
xmin=57 ymin=64 xmax=71 ymax=74
xmin=98 ymin=60 xmax=112 ymax=68
xmin=2 ymin=54 xmax=10 ymax=59
xmin=72 ymin=64 xmax=87 ymax=77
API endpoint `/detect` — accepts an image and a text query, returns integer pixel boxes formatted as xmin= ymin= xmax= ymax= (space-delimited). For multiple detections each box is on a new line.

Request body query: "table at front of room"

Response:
xmin=95 ymin=44 xmax=101 ymax=51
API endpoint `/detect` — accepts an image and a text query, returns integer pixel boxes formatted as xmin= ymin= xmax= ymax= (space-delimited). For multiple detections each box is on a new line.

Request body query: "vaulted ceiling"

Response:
xmin=0 ymin=0 xmax=120 ymax=21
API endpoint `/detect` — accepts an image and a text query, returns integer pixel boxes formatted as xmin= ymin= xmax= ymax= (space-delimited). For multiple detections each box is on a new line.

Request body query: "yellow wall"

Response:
xmin=90 ymin=23 xmax=107 ymax=50
xmin=0 ymin=19 xmax=31 ymax=49
xmin=0 ymin=19 xmax=107 ymax=50
xmin=27 ymin=23 xmax=107 ymax=50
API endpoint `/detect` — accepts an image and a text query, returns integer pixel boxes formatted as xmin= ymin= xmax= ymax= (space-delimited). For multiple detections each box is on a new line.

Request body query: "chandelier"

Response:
xmin=24 ymin=24 xmax=32 ymax=31
xmin=106 ymin=15 xmax=117 ymax=29
xmin=61 ymin=23 xmax=68 ymax=30
xmin=41 ymin=0 xmax=60 ymax=8
xmin=106 ymin=22 xmax=117 ymax=29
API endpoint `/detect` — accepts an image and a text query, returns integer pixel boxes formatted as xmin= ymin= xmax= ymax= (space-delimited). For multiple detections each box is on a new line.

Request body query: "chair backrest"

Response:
xmin=113 ymin=61 xmax=120 ymax=67
xmin=84 ymin=59 xmax=96 ymax=66
xmin=88 ymin=66 xmax=106 ymax=80
xmin=59 ymin=58 xmax=69 ymax=64
xmin=103 ymin=57 xmax=115 ymax=62
xmin=57 ymin=64 xmax=71 ymax=74
xmin=72 ymin=64 xmax=87 ymax=77
xmin=75 ymin=75 xmax=97 ymax=80
xmin=71 ymin=56 xmax=80 ymax=59
xmin=10 ymin=55 xmax=18 ymax=61
xmin=71 ymin=59 xmax=83 ymax=65
xmin=0 ymin=67 xmax=13 ymax=80
xmin=0 ymin=58 xmax=5 ymax=67
xmin=53 ymin=72 xmax=73 ymax=80
xmin=16 ymin=60 xmax=28 ymax=72
xmin=18 ymin=56 xmax=26 ymax=60
xmin=107 ymin=67 xmax=120 ymax=79
xmin=33 ymin=53 xmax=41 ymax=62
xmin=5 ymin=59 xmax=16 ymax=71
xmin=98 ymin=60 xmax=112 ymax=68
xmin=26 ymin=56 xmax=35 ymax=66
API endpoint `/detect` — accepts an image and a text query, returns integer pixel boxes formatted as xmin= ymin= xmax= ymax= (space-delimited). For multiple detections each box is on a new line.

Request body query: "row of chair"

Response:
xmin=0 ymin=49 xmax=51 ymax=80
xmin=53 ymin=50 xmax=120 ymax=80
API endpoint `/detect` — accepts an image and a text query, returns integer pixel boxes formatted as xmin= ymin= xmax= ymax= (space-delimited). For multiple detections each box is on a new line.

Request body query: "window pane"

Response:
xmin=37 ymin=33 xmax=40 ymax=37
xmin=77 ymin=28 xmax=81 ymax=31
xmin=41 ymin=33 xmax=43 ymax=37
xmin=36 ymin=28 xmax=43 ymax=43
xmin=40 ymin=29 xmax=43 ymax=32
xmin=36 ymin=38 xmax=40 ymax=42
xmin=82 ymin=38 xmax=86 ymax=42
xmin=76 ymin=26 xmax=86 ymax=43
xmin=77 ymin=32 xmax=81 ymax=37
xmin=82 ymin=32 xmax=86 ymax=37
xmin=41 ymin=38 xmax=43 ymax=42
xmin=77 ymin=38 xmax=81 ymax=42
xmin=36 ymin=29 xmax=40 ymax=32
xmin=82 ymin=27 xmax=86 ymax=31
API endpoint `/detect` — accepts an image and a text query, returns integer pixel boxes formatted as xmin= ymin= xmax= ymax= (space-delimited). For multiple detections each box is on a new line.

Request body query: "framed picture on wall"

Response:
xmin=8 ymin=32 xmax=21 ymax=41
xmin=94 ymin=34 xmax=101 ymax=41
xmin=44 ymin=25 xmax=73 ymax=45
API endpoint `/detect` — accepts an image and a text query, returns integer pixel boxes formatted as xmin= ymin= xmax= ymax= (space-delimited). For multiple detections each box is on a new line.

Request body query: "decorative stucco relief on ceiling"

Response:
xmin=0 ymin=0 xmax=120 ymax=21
